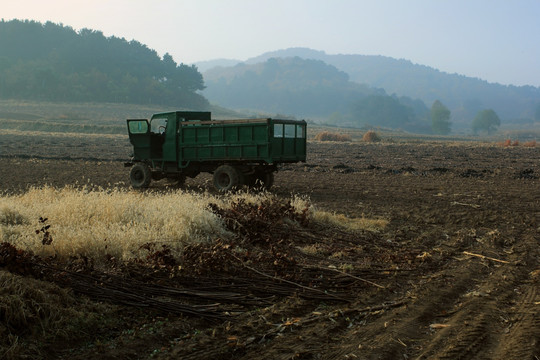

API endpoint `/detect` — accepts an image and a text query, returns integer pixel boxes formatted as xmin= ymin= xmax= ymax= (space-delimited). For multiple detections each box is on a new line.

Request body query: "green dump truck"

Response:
xmin=125 ymin=111 xmax=307 ymax=191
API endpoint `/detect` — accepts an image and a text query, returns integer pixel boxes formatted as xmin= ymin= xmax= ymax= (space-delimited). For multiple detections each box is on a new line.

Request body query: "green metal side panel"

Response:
xmin=179 ymin=122 xmax=272 ymax=163
xmin=178 ymin=119 xmax=306 ymax=165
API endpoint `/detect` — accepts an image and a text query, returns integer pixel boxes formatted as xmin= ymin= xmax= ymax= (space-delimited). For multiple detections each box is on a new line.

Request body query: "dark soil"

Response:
xmin=0 ymin=137 xmax=539 ymax=360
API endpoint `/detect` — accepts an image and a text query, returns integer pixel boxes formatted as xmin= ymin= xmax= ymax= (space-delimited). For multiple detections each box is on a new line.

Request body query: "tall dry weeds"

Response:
xmin=0 ymin=187 xmax=383 ymax=263
xmin=0 ymin=186 xmax=228 ymax=262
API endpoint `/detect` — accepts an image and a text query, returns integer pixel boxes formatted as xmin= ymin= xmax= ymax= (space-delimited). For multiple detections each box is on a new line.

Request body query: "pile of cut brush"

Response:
xmin=0 ymin=197 xmax=422 ymax=321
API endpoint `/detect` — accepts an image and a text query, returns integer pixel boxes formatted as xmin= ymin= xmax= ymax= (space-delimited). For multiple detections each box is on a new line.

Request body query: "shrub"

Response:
xmin=314 ymin=131 xmax=352 ymax=142
xmin=523 ymin=140 xmax=536 ymax=147
xmin=362 ymin=130 xmax=381 ymax=142
xmin=498 ymin=139 xmax=512 ymax=147
xmin=498 ymin=139 xmax=523 ymax=147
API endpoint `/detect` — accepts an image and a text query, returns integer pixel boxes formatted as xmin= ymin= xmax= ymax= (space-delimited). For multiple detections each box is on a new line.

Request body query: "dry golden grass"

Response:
xmin=314 ymin=131 xmax=352 ymax=142
xmin=311 ymin=210 xmax=388 ymax=232
xmin=0 ymin=186 xmax=228 ymax=262
xmin=0 ymin=187 xmax=384 ymax=263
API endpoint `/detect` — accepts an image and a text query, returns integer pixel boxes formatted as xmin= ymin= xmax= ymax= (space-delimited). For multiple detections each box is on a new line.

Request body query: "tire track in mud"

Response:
xmin=492 ymin=233 xmax=540 ymax=360
xmin=416 ymin=300 xmax=491 ymax=360
xmin=493 ymin=283 xmax=539 ymax=360
xmin=355 ymin=265 xmax=486 ymax=360
xmin=319 ymin=235 xmax=537 ymax=360
xmin=415 ymin=233 xmax=539 ymax=360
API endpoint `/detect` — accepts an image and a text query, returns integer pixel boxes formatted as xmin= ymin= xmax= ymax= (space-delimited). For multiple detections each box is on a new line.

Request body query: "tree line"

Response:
xmin=0 ymin=20 xmax=208 ymax=108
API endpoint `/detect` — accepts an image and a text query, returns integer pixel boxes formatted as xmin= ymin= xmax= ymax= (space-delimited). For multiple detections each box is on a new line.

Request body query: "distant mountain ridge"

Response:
xmin=202 ymin=57 xmax=380 ymax=117
xmin=201 ymin=56 xmax=435 ymax=132
xmin=198 ymin=47 xmax=540 ymax=125
xmin=195 ymin=58 xmax=243 ymax=73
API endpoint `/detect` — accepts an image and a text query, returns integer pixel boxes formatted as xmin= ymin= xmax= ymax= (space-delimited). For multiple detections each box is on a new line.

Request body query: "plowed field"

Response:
xmin=1 ymin=132 xmax=539 ymax=359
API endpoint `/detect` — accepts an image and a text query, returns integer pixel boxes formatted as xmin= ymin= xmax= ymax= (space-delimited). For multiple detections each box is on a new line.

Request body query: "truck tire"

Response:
xmin=130 ymin=163 xmax=152 ymax=189
xmin=251 ymin=171 xmax=274 ymax=190
xmin=262 ymin=172 xmax=274 ymax=189
xmin=213 ymin=165 xmax=242 ymax=192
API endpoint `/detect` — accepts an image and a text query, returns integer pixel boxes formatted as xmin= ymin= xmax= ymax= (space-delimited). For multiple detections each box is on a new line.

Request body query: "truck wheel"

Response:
xmin=130 ymin=163 xmax=151 ymax=189
xmin=251 ymin=171 xmax=274 ymax=190
xmin=213 ymin=165 xmax=242 ymax=192
xmin=262 ymin=172 xmax=274 ymax=189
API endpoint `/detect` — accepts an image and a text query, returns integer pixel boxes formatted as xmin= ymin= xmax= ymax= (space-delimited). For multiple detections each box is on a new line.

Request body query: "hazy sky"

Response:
xmin=3 ymin=0 xmax=540 ymax=87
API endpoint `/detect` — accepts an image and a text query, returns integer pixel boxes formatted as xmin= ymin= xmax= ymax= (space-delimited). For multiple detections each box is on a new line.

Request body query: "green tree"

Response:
xmin=352 ymin=95 xmax=413 ymax=128
xmin=430 ymin=100 xmax=451 ymax=135
xmin=472 ymin=109 xmax=501 ymax=135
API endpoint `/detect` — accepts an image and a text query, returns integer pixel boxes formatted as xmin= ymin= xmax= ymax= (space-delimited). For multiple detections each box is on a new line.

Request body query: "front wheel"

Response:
xmin=213 ymin=165 xmax=243 ymax=192
xmin=129 ymin=163 xmax=151 ymax=189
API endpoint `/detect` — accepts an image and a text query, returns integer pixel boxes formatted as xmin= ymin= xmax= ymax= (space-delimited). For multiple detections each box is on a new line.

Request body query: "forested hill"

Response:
xmin=245 ymin=48 xmax=540 ymax=123
xmin=0 ymin=19 xmax=208 ymax=108
xmin=203 ymin=57 xmax=433 ymax=132
xmin=203 ymin=57 xmax=379 ymax=116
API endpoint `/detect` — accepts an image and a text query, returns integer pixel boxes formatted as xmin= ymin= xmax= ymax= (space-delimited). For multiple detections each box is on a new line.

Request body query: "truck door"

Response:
xmin=127 ymin=119 xmax=151 ymax=160
xmin=147 ymin=115 xmax=178 ymax=162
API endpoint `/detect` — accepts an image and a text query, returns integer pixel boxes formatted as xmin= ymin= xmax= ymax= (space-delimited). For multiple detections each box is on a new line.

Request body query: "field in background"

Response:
xmin=1 ymin=99 xmax=539 ymax=143
xmin=0 ymin=100 xmax=538 ymax=360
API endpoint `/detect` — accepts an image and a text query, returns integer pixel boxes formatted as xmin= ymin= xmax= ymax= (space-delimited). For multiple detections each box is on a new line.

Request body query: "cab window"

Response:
xmin=128 ymin=120 xmax=148 ymax=134
xmin=150 ymin=117 xmax=168 ymax=134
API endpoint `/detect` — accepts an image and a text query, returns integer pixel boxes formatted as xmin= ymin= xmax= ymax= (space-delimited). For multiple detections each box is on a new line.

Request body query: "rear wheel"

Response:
xmin=129 ymin=163 xmax=151 ymax=189
xmin=262 ymin=172 xmax=274 ymax=190
xmin=213 ymin=165 xmax=243 ymax=192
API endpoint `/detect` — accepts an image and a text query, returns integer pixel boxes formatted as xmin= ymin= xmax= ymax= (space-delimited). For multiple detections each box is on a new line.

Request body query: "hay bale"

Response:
xmin=314 ymin=131 xmax=352 ymax=142
xmin=362 ymin=131 xmax=381 ymax=142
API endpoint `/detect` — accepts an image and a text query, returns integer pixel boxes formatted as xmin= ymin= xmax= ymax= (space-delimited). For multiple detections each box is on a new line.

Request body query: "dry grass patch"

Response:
xmin=312 ymin=210 xmax=388 ymax=232
xmin=0 ymin=187 xmax=384 ymax=266
xmin=0 ymin=187 xmax=228 ymax=262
